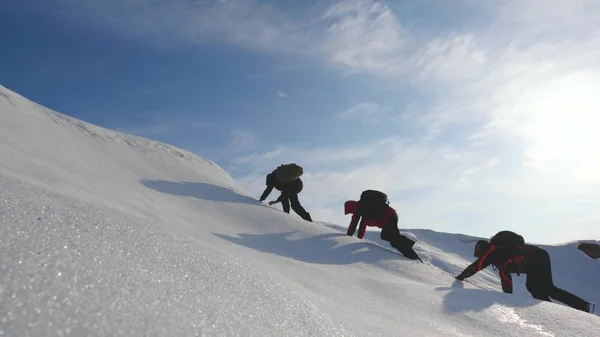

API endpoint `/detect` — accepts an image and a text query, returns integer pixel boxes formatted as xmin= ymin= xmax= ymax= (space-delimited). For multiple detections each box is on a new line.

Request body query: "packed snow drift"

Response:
xmin=1 ymin=85 xmax=598 ymax=336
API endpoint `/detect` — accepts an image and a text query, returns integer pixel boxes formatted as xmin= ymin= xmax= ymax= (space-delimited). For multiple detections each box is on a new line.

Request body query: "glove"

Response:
xmin=268 ymin=201 xmax=278 ymax=205
xmin=455 ymin=275 xmax=464 ymax=281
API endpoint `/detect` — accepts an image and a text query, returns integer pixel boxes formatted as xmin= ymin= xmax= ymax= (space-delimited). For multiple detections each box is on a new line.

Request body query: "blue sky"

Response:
xmin=2 ymin=0 xmax=600 ymax=244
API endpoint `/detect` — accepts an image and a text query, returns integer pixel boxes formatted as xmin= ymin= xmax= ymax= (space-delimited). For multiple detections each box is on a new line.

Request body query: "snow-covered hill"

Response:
xmin=1 ymin=85 xmax=598 ymax=337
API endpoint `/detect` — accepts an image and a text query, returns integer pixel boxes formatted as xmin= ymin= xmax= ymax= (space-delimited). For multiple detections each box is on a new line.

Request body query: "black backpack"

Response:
xmin=490 ymin=230 xmax=525 ymax=247
xmin=358 ymin=190 xmax=389 ymax=220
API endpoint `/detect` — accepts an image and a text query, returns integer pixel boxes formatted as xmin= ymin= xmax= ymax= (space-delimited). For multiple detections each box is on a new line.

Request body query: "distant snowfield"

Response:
xmin=1 ymin=85 xmax=598 ymax=336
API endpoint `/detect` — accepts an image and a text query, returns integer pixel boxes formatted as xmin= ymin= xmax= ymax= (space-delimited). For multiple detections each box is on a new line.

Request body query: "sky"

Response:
xmin=2 ymin=0 xmax=600 ymax=244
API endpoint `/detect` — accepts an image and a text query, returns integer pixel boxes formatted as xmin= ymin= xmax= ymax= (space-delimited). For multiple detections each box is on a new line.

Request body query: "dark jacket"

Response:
xmin=259 ymin=171 xmax=303 ymax=201
xmin=457 ymin=244 xmax=540 ymax=293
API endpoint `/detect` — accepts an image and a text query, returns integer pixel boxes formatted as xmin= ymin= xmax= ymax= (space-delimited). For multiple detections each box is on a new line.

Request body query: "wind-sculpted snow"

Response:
xmin=0 ymin=175 xmax=346 ymax=336
xmin=1 ymin=85 xmax=599 ymax=336
xmin=0 ymin=85 xmax=238 ymax=214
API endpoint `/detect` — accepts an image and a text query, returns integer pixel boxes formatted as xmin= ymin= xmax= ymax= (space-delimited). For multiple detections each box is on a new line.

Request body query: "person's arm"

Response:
xmin=347 ymin=214 xmax=361 ymax=237
xmin=456 ymin=256 xmax=491 ymax=280
xmin=457 ymin=246 xmax=498 ymax=281
xmin=357 ymin=218 xmax=368 ymax=238
xmin=259 ymin=174 xmax=274 ymax=201
xmin=499 ymin=267 xmax=513 ymax=293
xmin=344 ymin=201 xmax=361 ymax=237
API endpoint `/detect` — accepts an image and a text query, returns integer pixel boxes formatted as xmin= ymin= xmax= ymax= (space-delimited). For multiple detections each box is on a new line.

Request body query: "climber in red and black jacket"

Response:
xmin=455 ymin=240 xmax=523 ymax=293
xmin=344 ymin=190 xmax=422 ymax=262
xmin=456 ymin=240 xmax=594 ymax=313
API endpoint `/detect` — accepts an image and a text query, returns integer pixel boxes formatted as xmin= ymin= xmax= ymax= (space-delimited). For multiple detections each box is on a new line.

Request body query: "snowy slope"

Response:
xmin=1 ymin=84 xmax=598 ymax=337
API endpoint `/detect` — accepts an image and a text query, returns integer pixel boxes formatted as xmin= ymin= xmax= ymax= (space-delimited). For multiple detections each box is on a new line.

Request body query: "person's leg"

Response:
xmin=379 ymin=222 xmax=397 ymax=242
xmin=279 ymin=193 xmax=290 ymax=213
xmin=527 ymin=250 xmax=591 ymax=311
xmin=380 ymin=218 xmax=420 ymax=260
xmin=550 ymin=288 xmax=592 ymax=312
xmin=525 ymin=252 xmax=552 ymax=301
xmin=288 ymin=193 xmax=312 ymax=221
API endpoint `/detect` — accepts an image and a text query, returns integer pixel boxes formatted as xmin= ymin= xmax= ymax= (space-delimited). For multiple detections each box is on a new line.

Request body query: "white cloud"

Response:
xmin=234 ymin=137 xmax=501 ymax=228
xmin=31 ymin=0 xmax=600 ymax=241
xmin=336 ymin=101 xmax=379 ymax=122
xmin=321 ymin=0 xmax=411 ymax=75
xmin=232 ymin=125 xmax=600 ymax=242
xmin=359 ymin=0 xmax=600 ymax=186
xmin=38 ymin=0 xmax=491 ymax=82
xmin=556 ymin=214 xmax=600 ymax=243
xmin=412 ymin=34 xmax=487 ymax=82
xmin=277 ymin=91 xmax=288 ymax=98
xmin=38 ymin=0 xmax=315 ymax=53
xmin=232 ymin=138 xmax=389 ymax=170
xmin=489 ymin=0 xmax=600 ymax=43
xmin=228 ymin=129 xmax=258 ymax=153
xmin=318 ymin=1 xmax=494 ymax=82
xmin=194 ymin=0 xmax=600 ymax=241
xmin=454 ymin=157 xmax=500 ymax=186
xmin=460 ymin=0 xmax=600 ymax=182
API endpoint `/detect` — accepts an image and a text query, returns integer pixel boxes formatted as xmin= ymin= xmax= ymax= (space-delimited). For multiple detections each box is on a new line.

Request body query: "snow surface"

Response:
xmin=1 ymin=84 xmax=599 ymax=336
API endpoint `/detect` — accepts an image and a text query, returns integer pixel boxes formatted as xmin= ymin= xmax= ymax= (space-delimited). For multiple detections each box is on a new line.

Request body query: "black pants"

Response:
xmin=526 ymin=249 xmax=589 ymax=311
xmin=380 ymin=220 xmax=420 ymax=261
xmin=279 ymin=192 xmax=312 ymax=222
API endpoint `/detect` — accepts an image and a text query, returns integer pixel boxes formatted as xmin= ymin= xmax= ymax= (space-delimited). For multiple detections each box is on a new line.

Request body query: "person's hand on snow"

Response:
xmin=455 ymin=275 xmax=464 ymax=281
xmin=268 ymin=200 xmax=279 ymax=205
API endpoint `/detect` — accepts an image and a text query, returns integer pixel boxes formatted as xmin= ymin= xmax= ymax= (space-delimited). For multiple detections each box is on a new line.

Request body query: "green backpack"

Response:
xmin=275 ymin=163 xmax=303 ymax=183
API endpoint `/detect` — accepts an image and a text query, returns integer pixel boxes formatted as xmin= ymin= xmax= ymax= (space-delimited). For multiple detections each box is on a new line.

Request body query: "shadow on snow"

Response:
xmin=140 ymin=179 xmax=260 ymax=205
xmin=142 ymin=180 xmax=540 ymax=313
xmin=215 ymin=231 xmax=411 ymax=266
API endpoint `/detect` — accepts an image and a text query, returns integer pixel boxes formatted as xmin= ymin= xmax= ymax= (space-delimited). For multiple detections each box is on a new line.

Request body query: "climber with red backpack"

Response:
xmin=455 ymin=231 xmax=595 ymax=313
xmin=344 ymin=190 xmax=422 ymax=261
xmin=259 ymin=163 xmax=312 ymax=222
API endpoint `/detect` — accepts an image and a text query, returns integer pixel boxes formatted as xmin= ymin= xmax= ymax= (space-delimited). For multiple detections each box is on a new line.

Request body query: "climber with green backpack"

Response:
xmin=259 ymin=163 xmax=312 ymax=222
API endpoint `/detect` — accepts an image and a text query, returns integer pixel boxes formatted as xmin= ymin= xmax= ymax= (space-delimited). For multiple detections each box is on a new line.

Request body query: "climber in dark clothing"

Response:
xmin=259 ymin=164 xmax=312 ymax=222
xmin=456 ymin=240 xmax=594 ymax=313
xmin=344 ymin=192 xmax=422 ymax=261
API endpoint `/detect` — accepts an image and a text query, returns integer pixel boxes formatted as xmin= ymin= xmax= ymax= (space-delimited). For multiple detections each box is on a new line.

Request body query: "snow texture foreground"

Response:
xmin=0 ymin=176 xmax=345 ymax=336
xmin=1 ymin=85 xmax=599 ymax=336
